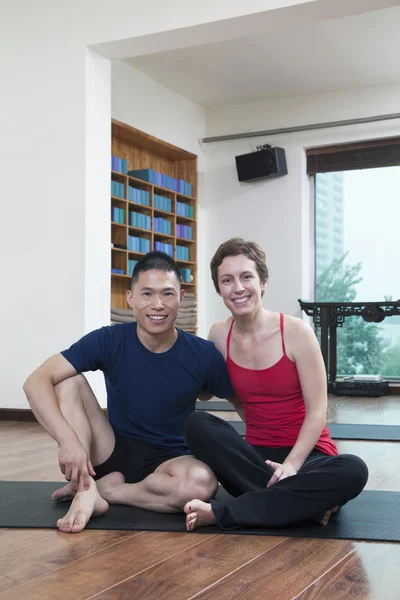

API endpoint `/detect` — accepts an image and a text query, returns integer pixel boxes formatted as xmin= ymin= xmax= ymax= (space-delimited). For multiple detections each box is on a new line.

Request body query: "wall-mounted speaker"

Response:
xmin=235 ymin=147 xmax=287 ymax=182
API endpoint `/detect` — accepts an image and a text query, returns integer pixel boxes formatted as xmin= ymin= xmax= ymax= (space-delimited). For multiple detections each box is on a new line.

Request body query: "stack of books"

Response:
xmin=176 ymin=201 xmax=194 ymax=218
xmin=111 ymin=180 xmax=125 ymax=198
xmin=129 ymin=212 xmax=151 ymax=230
xmin=154 ymin=194 xmax=172 ymax=212
xmin=128 ymin=169 xmax=193 ymax=197
xmin=111 ymin=155 xmax=128 ymax=174
xmin=128 ymin=236 xmax=150 ymax=253
xmin=154 ymin=217 xmax=172 ymax=235
xmin=179 ymin=268 xmax=192 ymax=283
xmin=154 ymin=241 xmax=173 ymax=257
xmin=128 ymin=186 xmax=150 ymax=205
xmin=112 ymin=207 xmax=125 ymax=224
xmin=176 ymin=246 xmax=190 ymax=261
xmin=176 ymin=224 xmax=192 ymax=239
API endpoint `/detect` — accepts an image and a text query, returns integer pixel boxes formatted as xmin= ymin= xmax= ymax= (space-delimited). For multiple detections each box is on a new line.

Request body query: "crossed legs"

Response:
xmin=183 ymin=412 xmax=369 ymax=531
xmin=53 ymin=375 xmax=217 ymax=532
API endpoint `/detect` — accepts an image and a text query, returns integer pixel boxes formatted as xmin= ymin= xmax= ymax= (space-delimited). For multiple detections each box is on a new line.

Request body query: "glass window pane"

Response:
xmin=315 ymin=168 xmax=400 ymax=378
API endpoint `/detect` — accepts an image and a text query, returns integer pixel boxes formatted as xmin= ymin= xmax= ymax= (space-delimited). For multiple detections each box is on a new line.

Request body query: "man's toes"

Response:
xmin=71 ymin=518 xmax=87 ymax=533
xmin=58 ymin=518 xmax=70 ymax=532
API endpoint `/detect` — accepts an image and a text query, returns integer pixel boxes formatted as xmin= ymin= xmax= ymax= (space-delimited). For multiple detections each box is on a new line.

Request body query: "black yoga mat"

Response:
xmin=196 ymin=401 xmax=234 ymax=411
xmin=229 ymin=420 xmax=400 ymax=441
xmin=0 ymin=481 xmax=398 ymax=542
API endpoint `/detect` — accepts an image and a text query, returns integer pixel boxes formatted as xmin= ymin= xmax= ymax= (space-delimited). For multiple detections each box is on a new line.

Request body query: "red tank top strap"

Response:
xmin=226 ymin=320 xmax=234 ymax=359
xmin=280 ymin=313 xmax=286 ymax=356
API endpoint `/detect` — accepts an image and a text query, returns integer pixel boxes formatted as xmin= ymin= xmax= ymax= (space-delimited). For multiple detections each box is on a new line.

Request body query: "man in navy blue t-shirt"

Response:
xmin=24 ymin=252 xmax=234 ymax=533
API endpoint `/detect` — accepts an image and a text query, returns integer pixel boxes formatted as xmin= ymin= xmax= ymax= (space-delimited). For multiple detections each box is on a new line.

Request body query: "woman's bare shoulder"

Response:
xmin=208 ymin=317 xmax=233 ymax=350
xmin=283 ymin=314 xmax=317 ymax=354
xmin=283 ymin=313 xmax=313 ymax=334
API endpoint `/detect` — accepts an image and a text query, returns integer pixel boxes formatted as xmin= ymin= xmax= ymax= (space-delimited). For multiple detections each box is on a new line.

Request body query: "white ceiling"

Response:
xmin=125 ymin=6 xmax=400 ymax=107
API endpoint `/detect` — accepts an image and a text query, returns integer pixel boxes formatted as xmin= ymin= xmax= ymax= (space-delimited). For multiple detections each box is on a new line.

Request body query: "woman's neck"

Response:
xmin=232 ymin=307 xmax=271 ymax=336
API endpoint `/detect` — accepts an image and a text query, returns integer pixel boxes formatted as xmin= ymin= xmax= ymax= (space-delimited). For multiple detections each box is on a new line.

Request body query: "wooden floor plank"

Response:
xmin=89 ymin=534 xmax=286 ymax=600
xmin=335 ymin=441 xmax=400 ymax=490
xmin=296 ymin=542 xmax=400 ymax=600
xmin=326 ymin=396 xmax=400 ymax=426
xmin=0 ymin=529 xmax=138 ymax=593
xmin=189 ymin=538 xmax=356 ymax=600
xmin=0 ymin=532 xmax=215 ymax=600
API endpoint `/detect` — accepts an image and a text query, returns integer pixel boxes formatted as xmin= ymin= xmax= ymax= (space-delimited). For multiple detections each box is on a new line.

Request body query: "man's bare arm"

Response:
xmin=24 ymin=354 xmax=79 ymax=444
xmin=24 ymin=354 xmax=95 ymax=490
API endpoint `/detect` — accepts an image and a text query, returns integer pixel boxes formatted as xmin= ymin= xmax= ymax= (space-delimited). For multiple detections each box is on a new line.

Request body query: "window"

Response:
xmin=308 ymin=138 xmax=400 ymax=378
xmin=314 ymin=167 xmax=400 ymax=378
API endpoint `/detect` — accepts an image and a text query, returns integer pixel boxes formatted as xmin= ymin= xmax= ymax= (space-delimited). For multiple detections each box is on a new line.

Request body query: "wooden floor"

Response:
xmin=1 ymin=395 xmax=400 ymax=600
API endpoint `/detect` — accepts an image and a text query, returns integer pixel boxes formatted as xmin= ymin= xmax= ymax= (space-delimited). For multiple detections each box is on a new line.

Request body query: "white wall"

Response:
xmin=203 ymin=86 xmax=400 ymax=327
xmin=84 ymin=50 xmax=112 ymax=403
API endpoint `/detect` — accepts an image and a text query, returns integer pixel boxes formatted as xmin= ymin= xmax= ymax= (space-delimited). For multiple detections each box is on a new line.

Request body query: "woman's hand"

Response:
xmin=265 ymin=460 xmax=298 ymax=487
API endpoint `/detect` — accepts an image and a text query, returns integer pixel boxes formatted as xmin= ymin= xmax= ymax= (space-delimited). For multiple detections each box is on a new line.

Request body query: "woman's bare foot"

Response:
xmin=184 ymin=499 xmax=216 ymax=531
xmin=52 ymin=482 xmax=76 ymax=502
xmin=317 ymin=506 xmax=339 ymax=526
xmin=56 ymin=479 xmax=109 ymax=534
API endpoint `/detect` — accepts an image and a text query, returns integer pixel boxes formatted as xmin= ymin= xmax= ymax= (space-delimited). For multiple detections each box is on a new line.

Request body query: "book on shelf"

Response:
xmin=128 ymin=169 xmax=193 ymax=197
xmin=112 ymin=155 xmax=128 ymax=174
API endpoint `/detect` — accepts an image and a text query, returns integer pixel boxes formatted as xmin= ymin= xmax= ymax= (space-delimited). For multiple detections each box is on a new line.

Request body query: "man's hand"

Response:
xmin=266 ymin=460 xmax=298 ymax=488
xmin=58 ymin=439 xmax=96 ymax=492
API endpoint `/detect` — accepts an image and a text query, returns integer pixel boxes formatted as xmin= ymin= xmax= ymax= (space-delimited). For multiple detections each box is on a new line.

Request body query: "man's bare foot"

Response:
xmin=56 ymin=479 xmax=109 ymax=534
xmin=96 ymin=471 xmax=125 ymax=503
xmin=52 ymin=482 xmax=76 ymax=502
xmin=317 ymin=506 xmax=339 ymax=526
xmin=184 ymin=499 xmax=216 ymax=531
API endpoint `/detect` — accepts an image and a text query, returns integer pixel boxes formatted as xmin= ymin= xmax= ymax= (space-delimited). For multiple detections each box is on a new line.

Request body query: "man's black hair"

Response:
xmin=131 ymin=251 xmax=181 ymax=288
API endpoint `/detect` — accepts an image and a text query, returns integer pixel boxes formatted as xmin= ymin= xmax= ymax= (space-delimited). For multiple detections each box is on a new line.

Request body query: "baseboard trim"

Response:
xmin=0 ymin=408 xmax=109 ymax=422
xmin=0 ymin=408 xmax=38 ymax=422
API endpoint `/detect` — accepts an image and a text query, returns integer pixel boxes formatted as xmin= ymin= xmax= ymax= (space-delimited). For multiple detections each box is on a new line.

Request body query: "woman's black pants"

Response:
xmin=184 ymin=412 xmax=368 ymax=529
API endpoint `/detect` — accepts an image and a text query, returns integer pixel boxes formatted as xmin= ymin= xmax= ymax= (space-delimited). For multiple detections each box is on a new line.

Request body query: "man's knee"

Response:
xmin=55 ymin=374 xmax=86 ymax=407
xmin=172 ymin=462 xmax=218 ymax=509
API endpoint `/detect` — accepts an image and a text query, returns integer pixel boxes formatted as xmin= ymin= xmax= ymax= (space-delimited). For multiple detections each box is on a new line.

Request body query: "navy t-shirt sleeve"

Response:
xmin=203 ymin=344 xmax=234 ymax=398
xmin=60 ymin=327 xmax=113 ymax=374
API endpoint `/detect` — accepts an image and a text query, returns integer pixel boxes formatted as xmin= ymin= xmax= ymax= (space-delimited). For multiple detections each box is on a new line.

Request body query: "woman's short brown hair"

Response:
xmin=210 ymin=238 xmax=269 ymax=294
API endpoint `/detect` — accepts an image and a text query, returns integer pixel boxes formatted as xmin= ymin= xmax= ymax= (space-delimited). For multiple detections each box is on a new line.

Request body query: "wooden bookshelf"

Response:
xmin=111 ymin=120 xmax=198 ymax=332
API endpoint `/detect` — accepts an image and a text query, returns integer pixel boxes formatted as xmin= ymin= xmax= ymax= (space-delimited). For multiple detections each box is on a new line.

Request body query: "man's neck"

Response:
xmin=136 ymin=324 xmax=178 ymax=354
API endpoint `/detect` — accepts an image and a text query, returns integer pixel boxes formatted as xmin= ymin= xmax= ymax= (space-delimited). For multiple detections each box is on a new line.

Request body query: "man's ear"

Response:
xmin=180 ymin=288 xmax=185 ymax=303
xmin=126 ymin=289 xmax=134 ymax=309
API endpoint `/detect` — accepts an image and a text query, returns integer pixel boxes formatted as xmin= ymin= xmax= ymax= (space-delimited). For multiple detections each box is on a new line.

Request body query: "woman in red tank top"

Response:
xmin=210 ymin=237 xmax=338 ymax=484
xmin=183 ymin=238 xmax=368 ymax=532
